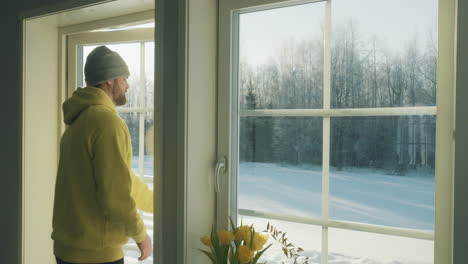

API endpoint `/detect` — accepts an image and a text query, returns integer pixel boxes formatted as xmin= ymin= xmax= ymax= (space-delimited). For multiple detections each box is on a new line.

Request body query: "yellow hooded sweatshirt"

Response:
xmin=51 ymin=86 xmax=153 ymax=263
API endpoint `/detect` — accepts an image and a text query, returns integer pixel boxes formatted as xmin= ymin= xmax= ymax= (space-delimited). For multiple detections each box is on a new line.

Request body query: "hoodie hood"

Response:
xmin=63 ymin=86 xmax=116 ymax=125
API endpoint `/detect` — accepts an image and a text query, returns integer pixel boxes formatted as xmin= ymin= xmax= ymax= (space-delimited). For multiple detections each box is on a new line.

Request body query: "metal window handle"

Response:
xmin=215 ymin=157 xmax=226 ymax=193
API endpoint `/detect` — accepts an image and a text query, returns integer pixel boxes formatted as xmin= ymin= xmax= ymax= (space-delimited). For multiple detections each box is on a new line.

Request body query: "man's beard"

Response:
xmin=113 ymin=88 xmax=127 ymax=106
xmin=115 ymin=94 xmax=127 ymax=106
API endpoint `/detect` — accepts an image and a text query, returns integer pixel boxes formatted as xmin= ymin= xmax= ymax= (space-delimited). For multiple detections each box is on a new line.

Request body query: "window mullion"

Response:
xmin=230 ymin=11 xmax=241 ymax=228
xmin=238 ymin=208 xmax=434 ymax=240
xmin=138 ymin=42 xmax=146 ymax=178
xmin=322 ymin=117 xmax=330 ymax=264
xmin=322 ymin=1 xmax=332 ymax=263
xmin=117 ymin=107 xmax=153 ymax=112
xmin=239 ymin=106 xmax=437 ymax=117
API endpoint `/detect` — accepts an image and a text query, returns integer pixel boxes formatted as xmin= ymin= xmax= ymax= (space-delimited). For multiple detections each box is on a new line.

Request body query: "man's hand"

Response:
xmin=136 ymin=233 xmax=152 ymax=261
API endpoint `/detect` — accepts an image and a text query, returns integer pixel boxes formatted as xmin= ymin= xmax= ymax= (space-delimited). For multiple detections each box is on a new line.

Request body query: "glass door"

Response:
xmin=217 ymin=0 xmax=438 ymax=263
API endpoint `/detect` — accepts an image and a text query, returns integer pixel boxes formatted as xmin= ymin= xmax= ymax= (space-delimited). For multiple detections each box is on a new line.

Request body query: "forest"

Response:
xmin=239 ymin=22 xmax=437 ymax=175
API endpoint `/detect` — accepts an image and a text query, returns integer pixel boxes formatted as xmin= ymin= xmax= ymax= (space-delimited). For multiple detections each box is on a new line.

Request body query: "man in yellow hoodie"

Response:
xmin=52 ymin=46 xmax=153 ymax=264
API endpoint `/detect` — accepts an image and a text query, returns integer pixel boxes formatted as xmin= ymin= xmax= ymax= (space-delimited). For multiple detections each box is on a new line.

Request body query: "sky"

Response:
xmin=239 ymin=0 xmax=438 ymax=67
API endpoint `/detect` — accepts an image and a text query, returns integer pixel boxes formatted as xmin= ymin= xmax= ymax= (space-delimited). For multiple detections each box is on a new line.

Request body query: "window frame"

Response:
xmin=217 ymin=0 xmax=455 ymax=263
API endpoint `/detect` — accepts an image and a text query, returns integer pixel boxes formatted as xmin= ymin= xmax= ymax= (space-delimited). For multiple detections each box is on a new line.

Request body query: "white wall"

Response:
xmin=185 ymin=0 xmax=218 ymax=263
xmin=23 ymin=17 xmax=60 ymax=264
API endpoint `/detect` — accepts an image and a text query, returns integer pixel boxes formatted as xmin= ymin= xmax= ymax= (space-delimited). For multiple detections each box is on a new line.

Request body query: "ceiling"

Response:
xmin=31 ymin=0 xmax=154 ymax=28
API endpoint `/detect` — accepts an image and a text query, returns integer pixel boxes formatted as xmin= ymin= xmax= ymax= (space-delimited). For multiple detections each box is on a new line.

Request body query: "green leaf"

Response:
xmin=199 ymin=249 xmax=216 ymax=264
xmin=229 ymin=243 xmax=236 ymax=264
xmin=232 ymin=240 xmax=240 ymax=264
xmin=211 ymin=226 xmax=223 ymax=263
xmin=251 ymin=243 xmax=272 ymax=264
xmin=229 ymin=216 xmax=237 ymax=232
xmin=249 ymin=227 xmax=255 ymax=249
xmin=222 ymin=244 xmax=230 ymax=264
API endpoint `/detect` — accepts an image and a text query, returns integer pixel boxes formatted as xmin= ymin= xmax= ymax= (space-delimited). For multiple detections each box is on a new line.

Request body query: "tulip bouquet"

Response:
xmin=199 ymin=218 xmax=272 ymax=264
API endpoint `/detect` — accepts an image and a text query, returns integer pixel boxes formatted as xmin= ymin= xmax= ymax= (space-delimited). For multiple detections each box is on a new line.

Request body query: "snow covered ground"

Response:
xmin=238 ymin=162 xmax=434 ymax=264
xmin=123 ymin=160 xmax=434 ymax=263
xmin=238 ymin=162 xmax=434 ymax=230
xmin=242 ymin=215 xmax=433 ymax=264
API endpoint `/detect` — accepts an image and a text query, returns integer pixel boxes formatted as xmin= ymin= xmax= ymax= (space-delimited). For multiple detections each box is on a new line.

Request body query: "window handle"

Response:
xmin=215 ymin=157 xmax=227 ymax=193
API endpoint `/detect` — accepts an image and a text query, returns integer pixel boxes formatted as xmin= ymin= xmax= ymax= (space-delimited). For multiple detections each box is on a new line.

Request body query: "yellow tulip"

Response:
xmin=235 ymin=225 xmax=252 ymax=243
xmin=200 ymin=235 xmax=212 ymax=246
xmin=219 ymin=231 xmax=235 ymax=246
xmin=252 ymin=232 xmax=269 ymax=251
xmin=238 ymin=245 xmax=254 ymax=263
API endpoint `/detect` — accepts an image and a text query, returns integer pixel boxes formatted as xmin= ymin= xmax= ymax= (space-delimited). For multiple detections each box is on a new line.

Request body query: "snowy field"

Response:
xmin=238 ymin=162 xmax=434 ymax=264
xmin=123 ymin=160 xmax=434 ymax=264
xmin=239 ymin=162 xmax=434 ymax=230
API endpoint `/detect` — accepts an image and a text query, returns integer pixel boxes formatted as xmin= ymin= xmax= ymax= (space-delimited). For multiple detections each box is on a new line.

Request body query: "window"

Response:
xmin=68 ymin=27 xmax=154 ymax=264
xmin=218 ymin=0 xmax=438 ymax=263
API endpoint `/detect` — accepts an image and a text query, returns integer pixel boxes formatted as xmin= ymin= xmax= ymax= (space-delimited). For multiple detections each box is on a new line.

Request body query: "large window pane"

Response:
xmin=330 ymin=116 xmax=435 ymax=230
xmin=239 ymin=215 xmax=321 ymax=264
xmin=238 ymin=2 xmax=325 ymax=110
xmin=238 ymin=117 xmax=322 ymax=218
xmin=331 ymin=0 xmax=438 ymax=108
xmin=144 ymin=42 xmax=155 ymax=108
xmin=329 ymin=228 xmax=433 ymax=264
xmin=82 ymin=43 xmax=142 ymax=108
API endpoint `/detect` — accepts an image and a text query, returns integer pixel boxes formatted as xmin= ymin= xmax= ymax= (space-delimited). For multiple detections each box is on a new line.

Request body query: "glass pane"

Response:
xmin=124 ymin=211 xmax=154 ymax=264
xmin=239 ymin=215 xmax=321 ymax=264
xmin=119 ymin=112 xmax=140 ymax=175
xmin=331 ymin=0 xmax=438 ymax=108
xmin=144 ymin=111 xmax=154 ymax=179
xmin=145 ymin=42 xmax=155 ymax=108
xmin=238 ymin=2 xmax=325 ymax=110
xmin=329 ymin=228 xmax=433 ymax=264
xmin=238 ymin=117 xmax=322 ymax=218
xmin=330 ymin=116 xmax=435 ymax=230
xmin=120 ymin=112 xmax=154 ymax=264
xmin=82 ymin=43 xmax=142 ymax=108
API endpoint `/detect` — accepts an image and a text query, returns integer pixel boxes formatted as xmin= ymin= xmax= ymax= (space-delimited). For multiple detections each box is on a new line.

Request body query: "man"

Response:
xmin=52 ymin=46 xmax=153 ymax=264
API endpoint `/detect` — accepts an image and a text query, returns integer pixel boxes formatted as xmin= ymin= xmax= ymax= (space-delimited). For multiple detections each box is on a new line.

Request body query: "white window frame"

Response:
xmin=66 ymin=27 xmax=155 ymax=259
xmin=217 ymin=0 xmax=455 ymax=263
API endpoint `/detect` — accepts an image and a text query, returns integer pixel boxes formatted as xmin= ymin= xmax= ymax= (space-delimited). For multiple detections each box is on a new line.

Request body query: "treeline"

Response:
xmin=240 ymin=23 xmax=436 ymax=175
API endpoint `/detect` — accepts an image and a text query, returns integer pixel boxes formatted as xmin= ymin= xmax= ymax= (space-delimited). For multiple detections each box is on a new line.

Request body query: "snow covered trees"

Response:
xmin=239 ymin=22 xmax=436 ymax=175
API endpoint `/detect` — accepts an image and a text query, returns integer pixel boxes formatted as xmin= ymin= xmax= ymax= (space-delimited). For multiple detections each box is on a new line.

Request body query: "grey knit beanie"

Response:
xmin=84 ymin=46 xmax=130 ymax=86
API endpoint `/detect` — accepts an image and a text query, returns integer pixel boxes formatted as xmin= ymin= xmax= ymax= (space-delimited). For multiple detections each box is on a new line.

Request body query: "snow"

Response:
xmin=241 ymin=215 xmax=433 ymax=264
xmin=238 ymin=162 xmax=434 ymax=264
xmin=238 ymin=162 xmax=434 ymax=230
xmin=122 ymin=160 xmax=434 ymax=263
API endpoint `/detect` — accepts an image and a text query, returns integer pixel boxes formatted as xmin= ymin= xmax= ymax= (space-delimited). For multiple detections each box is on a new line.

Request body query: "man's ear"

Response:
xmin=105 ymin=79 xmax=114 ymax=87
